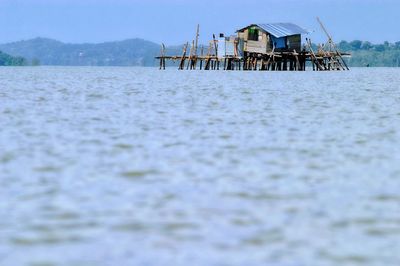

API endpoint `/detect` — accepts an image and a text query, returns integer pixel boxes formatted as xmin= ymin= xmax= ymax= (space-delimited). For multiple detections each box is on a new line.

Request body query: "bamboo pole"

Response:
xmin=187 ymin=40 xmax=194 ymax=70
xmin=158 ymin=43 xmax=167 ymax=70
xmin=179 ymin=42 xmax=189 ymax=70
xmin=205 ymin=42 xmax=212 ymax=70
xmin=200 ymin=45 xmax=204 ymax=70
xmin=212 ymin=34 xmax=219 ymax=70
xmin=306 ymin=38 xmax=324 ymax=71
xmin=193 ymin=24 xmax=200 ymax=69
xmin=293 ymin=49 xmax=300 ymax=71
xmin=317 ymin=17 xmax=349 ymax=70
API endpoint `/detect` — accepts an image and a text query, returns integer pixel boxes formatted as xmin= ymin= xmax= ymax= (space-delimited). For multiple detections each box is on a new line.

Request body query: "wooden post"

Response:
xmin=317 ymin=17 xmax=349 ymax=70
xmin=193 ymin=24 xmax=200 ymax=69
xmin=306 ymin=38 xmax=324 ymax=71
xmin=212 ymin=34 xmax=219 ymax=70
xmin=289 ymin=58 xmax=294 ymax=71
xmin=283 ymin=55 xmax=287 ymax=71
xmin=205 ymin=42 xmax=212 ymax=70
xmin=159 ymin=43 xmax=166 ymax=70
xmin=179 ymin=42 xmax=189 ymax=70
xmin=265 ymin=55 xmax=272 ymax=71
xmin=246 ymin=57 xmax=251 ymax=70
xmin=200 ymin=45 xmax=204 ymax=70
xmin=293 ymin=50 xmax=301 ymax=71
xmin=187 ymin=40 xmax=194 ymax=70
xmin=162 ymin=44 xmax=166 ymax=70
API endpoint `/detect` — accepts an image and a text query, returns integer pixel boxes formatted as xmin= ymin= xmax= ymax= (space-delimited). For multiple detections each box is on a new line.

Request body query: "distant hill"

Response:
xmin=0 ymin=37 xmax=161 ymax=66
xmin=0 ymin=51 xmax=27 ymax=66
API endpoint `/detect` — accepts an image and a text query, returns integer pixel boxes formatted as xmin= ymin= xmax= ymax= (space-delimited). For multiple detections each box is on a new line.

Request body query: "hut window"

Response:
xmin=248 ymin=28 xmax=259 ymax=41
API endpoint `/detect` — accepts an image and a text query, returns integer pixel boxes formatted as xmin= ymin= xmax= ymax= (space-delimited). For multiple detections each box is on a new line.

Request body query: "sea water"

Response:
xmin=0 ymin=67 xmax=399 ymax=266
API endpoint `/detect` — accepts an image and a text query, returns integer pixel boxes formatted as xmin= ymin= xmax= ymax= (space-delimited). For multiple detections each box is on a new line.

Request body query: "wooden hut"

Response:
xmin=237 ymin=23 xmax=309 ymax=54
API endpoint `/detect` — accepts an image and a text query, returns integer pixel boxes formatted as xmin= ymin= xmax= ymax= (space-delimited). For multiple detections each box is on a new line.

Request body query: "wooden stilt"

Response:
xmin=212 ymin=34 xmax=219 ymax=70
xmin=200 ymin=45 xmax=204 ymax=70
xmin=179 ymin=42 xmax=189 ymax=70
xmin=204 ymin=42 xmax=212 ymax=70
xmin=283 ymin=56 xmax=288 ymax=71
xmin=187 ymin=40 xmax=194 ymax=70
xmin=159 ymin=43 xmax=166 ymax=70
xmin=193 ymin=24 xmax=200 ymax=70
xmin=293 ymin=50 xmax=301 ymax=71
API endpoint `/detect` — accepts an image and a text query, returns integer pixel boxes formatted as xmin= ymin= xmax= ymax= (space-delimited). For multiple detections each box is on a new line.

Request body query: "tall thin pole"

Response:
xmin=212 ymin=34 xmax=219 ymax=70
xmin=317 ymin=17 xmax=349 ymax=70
xmin=194 ymin=24 xmax=200 ymax=56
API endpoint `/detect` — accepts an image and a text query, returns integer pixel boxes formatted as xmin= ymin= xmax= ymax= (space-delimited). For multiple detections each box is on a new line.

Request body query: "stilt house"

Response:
xmin=157 ymin=19 xmax=351 ymax=71
xmin=236 ymin=23 xmax=309 ymax=54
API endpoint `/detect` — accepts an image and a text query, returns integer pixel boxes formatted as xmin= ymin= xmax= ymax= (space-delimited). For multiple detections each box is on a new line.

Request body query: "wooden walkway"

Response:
xmin=156 ymin=51 xmax=351 ymax=71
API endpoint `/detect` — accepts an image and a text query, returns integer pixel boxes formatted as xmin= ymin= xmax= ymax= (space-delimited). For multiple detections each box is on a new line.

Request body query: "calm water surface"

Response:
xmin=0 ymin=67 xmax=399 ymax=266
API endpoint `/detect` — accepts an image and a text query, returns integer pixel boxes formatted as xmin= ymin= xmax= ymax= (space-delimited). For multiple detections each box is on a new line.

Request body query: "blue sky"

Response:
xmin=0 ymin=0 xmax=398 ymax=44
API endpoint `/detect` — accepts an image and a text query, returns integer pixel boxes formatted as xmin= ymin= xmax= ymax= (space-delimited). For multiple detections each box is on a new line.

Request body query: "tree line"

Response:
xmin=0 ymin=51 xmax=28 ymax=66
xmin=336 ymin=40 xmax=400 ymax=67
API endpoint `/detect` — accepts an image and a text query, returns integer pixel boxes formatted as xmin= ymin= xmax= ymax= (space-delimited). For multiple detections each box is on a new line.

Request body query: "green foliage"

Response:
xmin=361 ymin=41 xmax=373 ymax=50
xmin=0 ymin=50 xmax=27 ymax=66
xmin=338 ymin=40 xmax=400 ymax=67
xmin=350 ymin=40 xmax=362 ymax=50
xmin=31 ymin=58 xmax=40 ymax=66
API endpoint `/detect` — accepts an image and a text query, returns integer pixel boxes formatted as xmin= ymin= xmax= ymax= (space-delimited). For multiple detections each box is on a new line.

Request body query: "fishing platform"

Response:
xmin=157 ymin=18 xmax=350 ymax=71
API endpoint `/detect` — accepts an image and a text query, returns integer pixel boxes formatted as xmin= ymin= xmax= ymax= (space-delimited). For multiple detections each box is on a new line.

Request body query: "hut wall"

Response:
xmin=287 ymin=35 xmax=301 ymax=51
xmin=238 ymin=38 xmax=245 ymax=56
xmin=217 ymin=37 xmax=226 ymax=58
xmin=243 ymin=29 xmax=248 ymax=41
xmin=243 ymin=32 xmax=269 ymax=54
xmin=271 ymin=36 xmax=287 ymax=49
xmin=218 ymin=36 xmax=239 ymax=57
xmin=225 ymin=36 xmax=237 ymax=56
xmin=238 ymin=28 xmax=271 ymax=54
xmin=225 ymin=39 xmax=236 ymax=56
xmin=246 ymin=40 xmax=267 ymax=54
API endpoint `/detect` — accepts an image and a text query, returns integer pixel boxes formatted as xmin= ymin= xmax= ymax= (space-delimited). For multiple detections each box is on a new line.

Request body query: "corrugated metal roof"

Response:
xmin=239 ymin=23 xmax=309 ymax=38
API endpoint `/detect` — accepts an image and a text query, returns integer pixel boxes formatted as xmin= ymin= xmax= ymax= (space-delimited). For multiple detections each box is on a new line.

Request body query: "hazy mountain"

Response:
xmin=0 ymin=37 xmax=162 ymax=66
